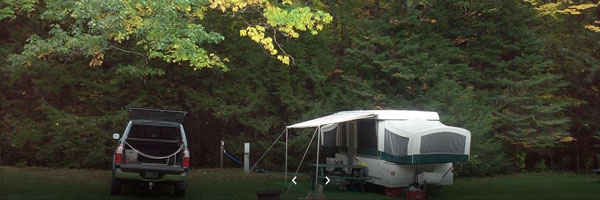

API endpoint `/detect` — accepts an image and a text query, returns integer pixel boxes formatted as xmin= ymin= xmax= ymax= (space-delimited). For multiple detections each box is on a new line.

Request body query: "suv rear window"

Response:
xmin=128 ymin=124 xmax=180 ymax=140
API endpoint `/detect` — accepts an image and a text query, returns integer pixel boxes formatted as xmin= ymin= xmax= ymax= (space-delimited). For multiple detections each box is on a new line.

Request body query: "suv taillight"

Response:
xmin=115 ymin=144 xmax=124 ymax=164
xmin=183 ymin=148 xmax=190 ymax=168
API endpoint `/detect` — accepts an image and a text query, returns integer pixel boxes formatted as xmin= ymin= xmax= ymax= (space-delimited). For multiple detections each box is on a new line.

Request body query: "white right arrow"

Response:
xmin=325 ymin=176 xmax=331 ymax=185
xmin=292 ymin=176 xmax=297 ymax=185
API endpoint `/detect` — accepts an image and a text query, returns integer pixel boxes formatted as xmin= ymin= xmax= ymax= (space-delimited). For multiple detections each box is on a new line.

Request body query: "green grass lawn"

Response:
xmin=0 ymin=166 xmax=388 ymax=199
xmin=435 ymin=172 xmax=600 ymax=200
xmin=1 ymin=166 xmax=599 ymax=199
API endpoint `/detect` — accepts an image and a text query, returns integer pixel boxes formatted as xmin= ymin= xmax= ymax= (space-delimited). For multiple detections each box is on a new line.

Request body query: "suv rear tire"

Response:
xmin=110 ymin=178 xmax=122 ymax=195
xmin=174 ymin=182 xmax=186 ymax=197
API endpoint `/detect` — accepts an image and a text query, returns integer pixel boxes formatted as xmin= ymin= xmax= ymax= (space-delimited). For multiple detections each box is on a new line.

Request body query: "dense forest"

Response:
xmin=1 ymin=0 xmax=599 ymax=176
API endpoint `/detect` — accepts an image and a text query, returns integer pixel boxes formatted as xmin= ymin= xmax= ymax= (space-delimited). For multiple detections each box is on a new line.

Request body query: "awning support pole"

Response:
xmin=315 ymin=125 xmax=321 ymax=192
xmin=220 ymin=140 xmax=224 ymax=168
xmin=284 ymin=127 xmax=319 ymax=198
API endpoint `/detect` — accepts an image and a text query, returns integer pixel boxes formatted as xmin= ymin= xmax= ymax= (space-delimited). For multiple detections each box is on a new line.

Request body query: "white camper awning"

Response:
xmin=286 ymin=112 xmax=376 ymax=129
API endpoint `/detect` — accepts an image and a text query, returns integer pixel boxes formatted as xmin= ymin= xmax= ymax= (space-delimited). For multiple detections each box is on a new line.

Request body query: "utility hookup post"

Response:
xmin=220 ymin=140 xmax=224 ymax=168
xmin=244 ymin=143 xmax=250 ymax=172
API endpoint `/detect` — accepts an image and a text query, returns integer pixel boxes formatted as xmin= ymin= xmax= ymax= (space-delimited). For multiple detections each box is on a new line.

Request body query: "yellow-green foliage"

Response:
xmin=529 ymin=1 xmax=600 ymax=33
xmin=210 ymin=0 xmax=332 ymax=65
xmin=533 ymin=2 xmax=598 ymax=16
xmin=7 ymin=0 xmax=332 ymax=69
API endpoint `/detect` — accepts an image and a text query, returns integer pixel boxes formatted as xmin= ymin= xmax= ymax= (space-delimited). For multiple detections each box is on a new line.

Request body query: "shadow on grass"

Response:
xmin=273 ymin=181 xmax=395 ymax=200
xmin=118 ymin=182 xmax=177 ymax=198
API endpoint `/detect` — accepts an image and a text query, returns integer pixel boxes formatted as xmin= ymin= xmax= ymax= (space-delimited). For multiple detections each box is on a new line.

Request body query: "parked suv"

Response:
xmin=111 ymin=108 xmax=189 ymax=197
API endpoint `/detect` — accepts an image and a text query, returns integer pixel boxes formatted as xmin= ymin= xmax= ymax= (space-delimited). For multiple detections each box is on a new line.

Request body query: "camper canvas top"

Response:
xmin=287 ymin=110 xmax=439 ymax=129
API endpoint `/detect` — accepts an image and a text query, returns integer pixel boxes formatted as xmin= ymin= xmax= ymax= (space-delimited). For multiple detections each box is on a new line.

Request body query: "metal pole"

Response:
xmin=244 ymin=143 xmax=250 ymax=172
xmin=315 ymin=126 xmax=321 ymax=192
xmin=220 ymin=140 xmax=224 ymax=168
xmin=285 ymin=128 xmax=288 ymax=182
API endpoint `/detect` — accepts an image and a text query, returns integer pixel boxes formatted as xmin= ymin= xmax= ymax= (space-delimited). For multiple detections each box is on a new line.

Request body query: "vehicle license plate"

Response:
xmin=145 ymin=171 xmax=158 ymax=178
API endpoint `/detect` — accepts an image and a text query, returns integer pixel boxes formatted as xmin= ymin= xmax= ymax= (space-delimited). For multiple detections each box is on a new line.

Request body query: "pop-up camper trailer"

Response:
xmin=285 ymin=110 xmax=471 ymax=188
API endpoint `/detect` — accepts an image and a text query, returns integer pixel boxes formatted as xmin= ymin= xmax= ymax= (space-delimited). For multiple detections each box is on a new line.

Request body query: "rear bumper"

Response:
xmin=120 ymin=163 xmax=186 ymax=173
xmin=114 ymin=164 xmax=187 ymax=182
xmin=115 ymin=169 xmax=187 ymax=182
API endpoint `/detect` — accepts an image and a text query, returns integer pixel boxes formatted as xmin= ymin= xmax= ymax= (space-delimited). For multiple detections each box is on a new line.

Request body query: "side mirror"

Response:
xmin=112 ymin=133 xmax=120 ymax=140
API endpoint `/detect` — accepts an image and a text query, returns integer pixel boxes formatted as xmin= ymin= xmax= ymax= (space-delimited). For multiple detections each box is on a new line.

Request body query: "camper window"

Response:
xmin=384 ymin=129 xmax=409 ymax=156
xmin=322 ymin=126 xmax=337 ymax=149
xmin=357 ymin=120 xmax=377 ymax=156
xmin=420 ymin=132 xmax=465 ymax=154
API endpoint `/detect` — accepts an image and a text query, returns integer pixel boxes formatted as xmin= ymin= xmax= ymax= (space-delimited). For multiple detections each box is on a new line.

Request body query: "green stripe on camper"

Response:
xmin=380 ymin=152 xmax=469 ymax=164
xmin=357 ymin=148 xmax=378 ymax=157
xmin=380 ymin=152 xmax=413 ymax=163
xmin=413 ymin=154 xmax=469 ymax=163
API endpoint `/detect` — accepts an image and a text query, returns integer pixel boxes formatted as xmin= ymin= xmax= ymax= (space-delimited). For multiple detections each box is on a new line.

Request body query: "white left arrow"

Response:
xmin=325 ymin=176 xmax=331 ymax=185
xmin=292 ymin=176 xmax=297 ymax=185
